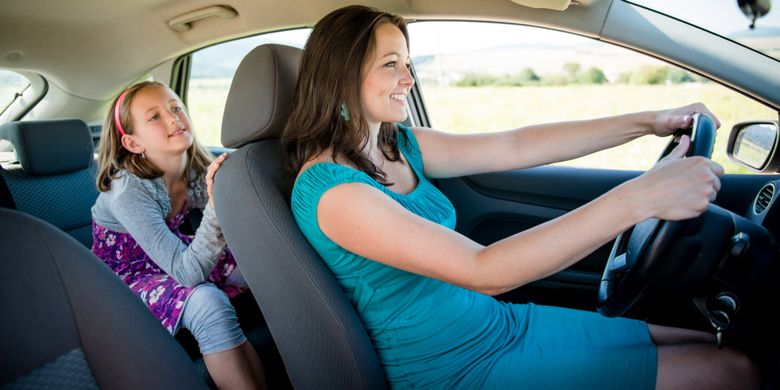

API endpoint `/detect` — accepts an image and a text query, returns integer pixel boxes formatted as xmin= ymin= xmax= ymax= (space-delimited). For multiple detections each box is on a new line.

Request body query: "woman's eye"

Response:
xmin=148 ymin=114 xmax=160 ymax=121
xmin=384 ymin=61 xmax=397 ymax=68
xmin=172 ymin=106 xmax=183 ymax=112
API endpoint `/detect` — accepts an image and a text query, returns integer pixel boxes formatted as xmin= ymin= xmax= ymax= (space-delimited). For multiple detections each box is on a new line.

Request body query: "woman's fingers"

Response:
xmin=660 ymin=135 xmax=690 ymax=162
xmin=641 ymin=155 xmax=724 ymax=221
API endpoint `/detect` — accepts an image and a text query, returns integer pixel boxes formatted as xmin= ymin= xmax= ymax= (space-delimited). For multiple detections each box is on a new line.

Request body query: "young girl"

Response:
xmin=91 ymin=81 xmax=266 ymax=389
xmin=283 ymin=5 xmax=758 ymax=389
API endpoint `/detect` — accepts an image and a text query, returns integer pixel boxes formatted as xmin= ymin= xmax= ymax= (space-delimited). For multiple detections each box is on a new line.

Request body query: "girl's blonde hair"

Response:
xmin=95 ymin=81 xmax=213 ymax=191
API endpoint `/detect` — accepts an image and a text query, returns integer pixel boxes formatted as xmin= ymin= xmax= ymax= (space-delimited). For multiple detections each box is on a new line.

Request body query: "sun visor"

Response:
xmin=508 ymin=0 xmax=575 ymax=11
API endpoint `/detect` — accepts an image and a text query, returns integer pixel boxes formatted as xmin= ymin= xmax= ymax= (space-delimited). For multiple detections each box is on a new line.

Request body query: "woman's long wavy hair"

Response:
xmin=281 ymin=5 xmax=408 ymax=185
xmin=95 ymin=81 xmax=212 ymax=191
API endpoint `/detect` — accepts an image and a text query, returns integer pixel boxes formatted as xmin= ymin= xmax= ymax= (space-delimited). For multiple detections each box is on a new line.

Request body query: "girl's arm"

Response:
xmin=112 ymin=181 xmax=224 ymax=287
xmin=414 ymin=103 xmax=719 ymax=179
xmin=317 ymin=138 xmax=722 ymax=295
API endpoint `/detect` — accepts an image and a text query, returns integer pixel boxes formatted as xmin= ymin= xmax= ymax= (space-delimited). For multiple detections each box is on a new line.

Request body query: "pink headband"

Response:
xmin=113 ymin=89 xmax=130 ymax=136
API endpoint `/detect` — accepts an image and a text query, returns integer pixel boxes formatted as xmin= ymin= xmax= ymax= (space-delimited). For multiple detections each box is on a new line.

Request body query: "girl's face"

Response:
xmin=360 ymin=23 xmax=415 ymax=128
xmin=127 ymin=84 xmax=193 ymax=157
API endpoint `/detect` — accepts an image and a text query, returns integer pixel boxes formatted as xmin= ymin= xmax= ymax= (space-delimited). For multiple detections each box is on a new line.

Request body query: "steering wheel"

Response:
xmin=597 ymin=113 xmax=717 ymax=318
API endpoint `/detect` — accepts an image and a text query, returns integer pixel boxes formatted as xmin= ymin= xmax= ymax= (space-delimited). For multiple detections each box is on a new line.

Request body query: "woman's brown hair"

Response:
xmin=95 ymin=81 xmax=213 ymax=191
xmin=281 ymin=5 xmax=408 ymax=184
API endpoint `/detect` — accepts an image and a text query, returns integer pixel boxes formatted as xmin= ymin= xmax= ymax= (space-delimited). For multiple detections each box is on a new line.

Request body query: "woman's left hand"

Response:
xmin=651 ymin=102 xmax=721 ymax=137
xmin=206 ymin=152 xmax=229 ymax=209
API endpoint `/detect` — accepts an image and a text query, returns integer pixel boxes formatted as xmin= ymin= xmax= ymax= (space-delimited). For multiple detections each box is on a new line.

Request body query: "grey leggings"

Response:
xmin=178 ymin=270 xmax=248 ymax=355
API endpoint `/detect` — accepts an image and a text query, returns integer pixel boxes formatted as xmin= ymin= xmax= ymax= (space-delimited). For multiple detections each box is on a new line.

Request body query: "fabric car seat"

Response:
xmin=0 ymin=119 xmax=99 ymax=247
xmin=213 ymin=44 xmax=388 ymax=389
xmin=0 ymin=208 xmax=207 ymax=389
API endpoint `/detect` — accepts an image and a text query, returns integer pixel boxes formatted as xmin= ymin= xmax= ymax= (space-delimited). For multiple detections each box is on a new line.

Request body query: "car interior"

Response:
xmin=2 ymin=0 xmax=780 ymax=388
xmin=0 ymin=207 xmax=207 ymax=389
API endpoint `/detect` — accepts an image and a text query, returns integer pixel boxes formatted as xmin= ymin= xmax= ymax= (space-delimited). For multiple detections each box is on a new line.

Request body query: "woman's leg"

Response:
xmin=181 ymin=285 xmax=266 ymax=389
xmin=648 ymin=324 xmax=715 ymax=345
xmin=650 ymin=324 xmax=760 ymax=389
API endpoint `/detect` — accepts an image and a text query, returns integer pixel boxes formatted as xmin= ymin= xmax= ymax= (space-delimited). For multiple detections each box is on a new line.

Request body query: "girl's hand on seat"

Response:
xmin=206 ymin=153 xmax=229 ymax=209
xmin=650 ymin=102 xmax=721 ymax=137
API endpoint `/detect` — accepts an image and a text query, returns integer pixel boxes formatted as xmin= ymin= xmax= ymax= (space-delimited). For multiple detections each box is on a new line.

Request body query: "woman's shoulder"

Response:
xmin=294 ymin=160 xmax=371 ymax=193
xmin=292 ymin=157 xmax=376 ymax=213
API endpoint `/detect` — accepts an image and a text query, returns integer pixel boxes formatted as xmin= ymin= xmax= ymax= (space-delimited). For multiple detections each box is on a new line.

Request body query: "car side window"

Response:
xmin=0 ymin=70 xmax=32 ymax=158
xmin=187 ymin=29 xmax=311 ymax=147
xmin=0 ymin=70 xmax=30 ymax=115
xmin=407 ymin=21 xmax=776 ymax=174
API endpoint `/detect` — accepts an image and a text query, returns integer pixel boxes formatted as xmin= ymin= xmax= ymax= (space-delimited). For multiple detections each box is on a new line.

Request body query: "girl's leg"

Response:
xmin=224 ymin=266 xmax=247 ymax=288
xmin=650 ymin=324 xmax=760 ymax=389
xmin=204 ymin=341 xmax=266 ymax=390
xmin=181 ymin=285 xmax=266 ymax=389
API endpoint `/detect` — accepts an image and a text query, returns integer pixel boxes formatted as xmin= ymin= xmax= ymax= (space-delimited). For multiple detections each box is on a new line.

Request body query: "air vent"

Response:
xmin=754 ymin=183 xmax=775 ymax=215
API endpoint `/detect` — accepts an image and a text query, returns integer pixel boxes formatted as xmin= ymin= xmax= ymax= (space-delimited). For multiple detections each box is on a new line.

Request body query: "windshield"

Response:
xmin=628 ymin=0 xmax=780 ymax=61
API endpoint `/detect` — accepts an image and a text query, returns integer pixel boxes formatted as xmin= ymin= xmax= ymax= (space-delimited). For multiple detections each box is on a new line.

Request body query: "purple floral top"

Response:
xmin=92 ymin=205 xmax=245 ymax=333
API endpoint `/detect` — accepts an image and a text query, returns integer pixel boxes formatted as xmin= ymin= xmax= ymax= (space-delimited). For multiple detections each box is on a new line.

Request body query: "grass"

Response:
xmin=163 ymin=81 xmax=777 ymax=174
xmin=417 ymin=84 xmax=776 ymax=174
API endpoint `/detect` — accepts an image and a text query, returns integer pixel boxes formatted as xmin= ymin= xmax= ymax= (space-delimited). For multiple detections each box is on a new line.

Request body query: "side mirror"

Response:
xmin=727 ymin=120 xmax=780 ymax=172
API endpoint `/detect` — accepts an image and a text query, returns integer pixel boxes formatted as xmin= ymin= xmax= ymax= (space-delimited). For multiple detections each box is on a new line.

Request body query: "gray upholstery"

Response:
xmin=0 ymin=119 xmax=93 ymax=176
xmin=0 ymin=208 xmax=207 ymax=389
xmin=0 ymin=119 xmax=98 ymax=247
xmin=3 ymin=348 xmax=99 ymax=389
xmin=214 ymin=43 xmax=388 ymax=389
xmin=221 ymin=44 xmax=302 ymax=148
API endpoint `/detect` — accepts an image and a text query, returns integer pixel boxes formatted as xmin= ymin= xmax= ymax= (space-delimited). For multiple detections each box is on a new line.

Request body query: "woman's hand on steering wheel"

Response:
xmin=626 ymin=135 xmax=725 ymax=222
xmin=651 ymin=102 xmax=722 ymax=137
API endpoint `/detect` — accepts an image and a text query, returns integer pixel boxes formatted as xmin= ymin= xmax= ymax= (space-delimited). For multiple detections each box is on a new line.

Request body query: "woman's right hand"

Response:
xmin=628 ymin=135 xmax=724 ymax=221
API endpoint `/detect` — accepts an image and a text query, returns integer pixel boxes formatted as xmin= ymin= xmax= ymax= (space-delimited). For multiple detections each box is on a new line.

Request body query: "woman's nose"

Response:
xmin=400 ymin=66 xmax=415 ymax=86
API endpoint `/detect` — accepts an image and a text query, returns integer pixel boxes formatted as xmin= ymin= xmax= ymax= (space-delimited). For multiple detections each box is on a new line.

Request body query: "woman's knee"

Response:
xmin=723 ymin=347 xmax=760 ymax=385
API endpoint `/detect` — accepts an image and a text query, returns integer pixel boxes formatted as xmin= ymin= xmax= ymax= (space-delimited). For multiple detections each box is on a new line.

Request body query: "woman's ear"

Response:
xmin=121 ymin=134 xmax=145 ymax=155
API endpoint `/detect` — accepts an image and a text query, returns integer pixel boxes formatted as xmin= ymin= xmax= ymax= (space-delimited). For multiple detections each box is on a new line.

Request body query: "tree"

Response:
xmin=576 ymin=67 xmax=607 ymax=84
xmin=563 ymin=62 xmax=581 ymax=80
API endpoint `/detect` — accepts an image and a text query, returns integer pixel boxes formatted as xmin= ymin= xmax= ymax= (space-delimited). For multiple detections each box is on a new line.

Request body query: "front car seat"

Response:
xmin=214 ymin=44 xmax=388 ymax=389
xmin=0 ymin=208 xmax=207 ymax=389
xmin=0 ymin=119 xmax=99 ymax=247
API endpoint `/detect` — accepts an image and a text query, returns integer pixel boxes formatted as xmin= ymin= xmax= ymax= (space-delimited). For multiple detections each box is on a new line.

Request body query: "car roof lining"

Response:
xmin=0 ymin=0 xmax=610 ymax=102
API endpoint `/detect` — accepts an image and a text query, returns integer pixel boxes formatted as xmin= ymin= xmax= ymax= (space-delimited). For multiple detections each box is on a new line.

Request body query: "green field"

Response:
xmin=189 ymin=80 xmax=776 ymax=174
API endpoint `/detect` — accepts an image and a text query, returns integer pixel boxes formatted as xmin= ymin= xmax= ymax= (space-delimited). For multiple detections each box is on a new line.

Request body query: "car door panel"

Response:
xmin=438 ymin=165 xmax=780 ymax=306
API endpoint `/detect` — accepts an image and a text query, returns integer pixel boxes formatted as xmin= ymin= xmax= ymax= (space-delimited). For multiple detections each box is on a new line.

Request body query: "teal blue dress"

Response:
xmin=291 ymin=125 xmax=657 ymax=389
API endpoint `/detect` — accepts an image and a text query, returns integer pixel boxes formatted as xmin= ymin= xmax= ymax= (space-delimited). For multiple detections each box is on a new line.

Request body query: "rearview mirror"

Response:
xmin=738 ymin=0 xmax=772 ymax=29
xmin=727 ymin=121 xmax=780 ymax=172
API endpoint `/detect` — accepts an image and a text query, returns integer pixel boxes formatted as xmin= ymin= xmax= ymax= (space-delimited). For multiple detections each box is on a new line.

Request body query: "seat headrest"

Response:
xmin=221 ymin=44 xmax=302 ymax=148
xmin=0 ymin=119 xmax=94 ymax=176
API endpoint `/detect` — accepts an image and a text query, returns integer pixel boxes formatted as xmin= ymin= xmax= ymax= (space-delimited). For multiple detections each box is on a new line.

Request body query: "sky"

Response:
xmin=633 ymin=0 xmax=780 ymax=35
xmin=406 ymin=0 xmax=780 ymax=57
xmin=191 ymin=0 xmax=780 ymax=78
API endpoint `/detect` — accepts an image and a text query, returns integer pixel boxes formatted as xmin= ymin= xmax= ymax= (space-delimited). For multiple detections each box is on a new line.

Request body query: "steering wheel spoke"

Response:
xmin=597 ymin=113 xmax=718 ymax=317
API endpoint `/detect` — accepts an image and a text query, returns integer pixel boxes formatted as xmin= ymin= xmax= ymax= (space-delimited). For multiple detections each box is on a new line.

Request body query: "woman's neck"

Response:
xmin=364 ymin=121 xmax=382 ymax=161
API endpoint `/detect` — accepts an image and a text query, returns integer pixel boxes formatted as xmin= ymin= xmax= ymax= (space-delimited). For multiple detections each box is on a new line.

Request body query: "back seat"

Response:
xmin=0 ymin=118 xmax=290 ymax=388
xmin=0 ymin=119 xmax=98 ymax=248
